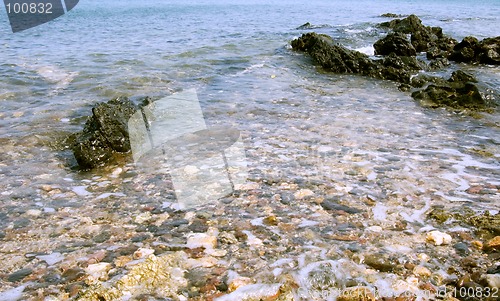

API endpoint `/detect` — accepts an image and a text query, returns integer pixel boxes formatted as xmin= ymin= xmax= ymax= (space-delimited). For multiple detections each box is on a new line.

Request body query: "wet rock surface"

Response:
xmin=450 ymin=36 xmax=500 ymax=65
xmin=292 ymin=14 xmax=498 ymax=111
xmin=71 ymin=97 xmax=137 ymax=169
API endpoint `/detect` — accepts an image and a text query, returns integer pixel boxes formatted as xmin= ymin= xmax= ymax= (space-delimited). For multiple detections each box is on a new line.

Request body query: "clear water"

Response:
xmin=0 ymin=0 xmax=499 ymax=298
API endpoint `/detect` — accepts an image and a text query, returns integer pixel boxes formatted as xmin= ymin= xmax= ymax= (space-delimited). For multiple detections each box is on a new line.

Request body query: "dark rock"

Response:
xmin=93 ymin=231 xmax=111 ymax=243
xmin=477 ymin=36 xmax=500 ymax=64
xmin=380 ymin=14 xmax=456 ymax=54
xmin=449 ymin=70 xmax=477 ymax=83
xmin=449 ymin=36 xmax=480 ymax=63
xmin=429 ymin=58 xmax=450 ymax=70
xmin=380 ymin=14 xmax=425 ymax=34
xmin=188 ymin=218 xmax=209 ymax=233
xmin=412 ymin=82 xmax=486 ymax=109
xmin=291 ymin=33 xmax=425 ymax=85
xmin=454 ymin=242 xmax=470 ymax=255
xmin=410 ymin=71 xmax=486 ymax=110
xmin=448 ymin=36 xmax=499 ymax=65
xmin=296 ymin=22 xmax=312 ymax=30
xmin=380 ymin=13 xmax=402 ymax=18
xmin=71 ymin=96 xmax=137 ymax=169
xmin=374 ymin=32 xmax=417 ymax=56
xmin=410 ymin=74 xmax=448 ymax=88
xmin=364 ymin=254 xmax=397 ymax=272
xmin=321 ymin=199 xmax=362 ymax=214
xmin=379 ymin=53 xmax=426 ymax=83
xmin=296 ymin=22 xmax=330 ymax=30
xmin=62 ymin=267 xmax=86 ymax=282
xmin=291 ymin=32 xmax=381 ymax=76
xmin=8 ymin=268 xmax=33 ymax=282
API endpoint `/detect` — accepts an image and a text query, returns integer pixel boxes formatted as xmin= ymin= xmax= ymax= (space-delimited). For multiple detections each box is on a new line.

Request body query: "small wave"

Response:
xmin=354 ymin=46 xmax=375 ymax=56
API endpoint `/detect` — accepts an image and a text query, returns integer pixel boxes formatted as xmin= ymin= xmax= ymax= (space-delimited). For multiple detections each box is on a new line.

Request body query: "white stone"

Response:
xmin=483 ymin=274 xmax=500 ymax=288
xmin=25 ymin=209 xmax=42 ymax=217
xmin=426 ymin=230 xmax=452 ymax=246
xmin=215 ymin=283 xmax=282 ymax=301
xmin=294 ymin=189 xmax=314 ymax=200
xmin=133 ymin=248 xmax=155 ymax=259
xmin=186 ymin=233 xmax=217 ymax=249
xmin=413 ymin=265 xmax=432 ymax=277
xmin=365 ymin=226 xmax=383 ymax=233
xmin=36 ymin=252 xmax=64 ymax=266
xmin=134 ymin=212 xmax=152 ymax=224
xmin=85 ymin=262 xmax=111 ymax=281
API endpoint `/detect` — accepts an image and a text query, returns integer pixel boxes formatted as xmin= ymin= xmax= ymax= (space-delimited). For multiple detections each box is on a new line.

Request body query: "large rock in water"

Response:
xmin=374 ymin=32 xmax=417 ymax=56
xmin=291 ymin=32 xmax=424 ymax=84
xmin=72 ymin=97 xmax=137 ymax=169
xmin=411 ymin=71 xmax=487 ymax=109
xmin=380 ymin=14 xmax=457 ymax=55
xmin=291 ymin=33 xmax=380 ymax=76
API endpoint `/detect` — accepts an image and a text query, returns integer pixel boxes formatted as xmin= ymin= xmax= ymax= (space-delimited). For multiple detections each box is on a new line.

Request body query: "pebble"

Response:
xmin=25 ymin=209 xmax=42 ymax=217
xmin=216 ymin=283 xmax=282 ymax=301
xmin=187 ymin=233 xmax=218 ymax=249
xmin=413 ymin=266 xmax=432 ymax=278
xmin=453 ymin=242 xmax=470 ymax=255
xmin=294 ymin=189 xmax=314 ymax=200
xmin=85 ymin=262 xmax=111 ymax=281
xmin=133 ymin=248 xmax=155 ymax=259
xmin=486 ymin=236 xmax=500 ymax=250
xmin=62 ymin=267 xmax=86 ymax=282
xmin=7 ymin=268 xmax=33 ymax=282
xmin=364 ymin=254 xmax=396 ymax=272
xmin=426 ymin=231 xmax=452 ymax=246
xmin=228 ymin=276 xmax=255 ymax=292
xmin=134 ymin=212 xmax=152 ymax=224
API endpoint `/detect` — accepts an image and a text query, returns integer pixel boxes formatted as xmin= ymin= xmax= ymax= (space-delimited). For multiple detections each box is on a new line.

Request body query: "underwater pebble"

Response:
xmin=7 ymin=269 xmax=32 ymax=283
xmin=187 ymin=233 xmax=218 ymax=249
xmin=37 ymin=252 xmax=65 ymax=266
xmin=486 ymin=236 xmax=500 ymax=250
xmin=413 ymin=265 xmax=432 ymax=278
xmin=426 ymin=231 xmax=452 ymax=246
xmin=215 ymin=283 xmax=282 ymax=301
xmin=134 ymin=212 xmax=152 ymax=224
xmin=85 ymin=262 xmax=111 ymax=281
xmin=294 ymin=189 xmax=314 ymax=200
xmin=133 ymin=248 xmax=155 ymax=259
xmin=227 ymin=275 xmax=254 ymax=292
xmin=25 ymin=209 xmax=42 ymax=217
xmin=235 ymin=182 xmax=260 ymax=190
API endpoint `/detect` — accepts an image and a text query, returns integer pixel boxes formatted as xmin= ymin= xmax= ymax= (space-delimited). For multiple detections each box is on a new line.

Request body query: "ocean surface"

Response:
xmin=0 ymin=0 xmax=499 ymax=300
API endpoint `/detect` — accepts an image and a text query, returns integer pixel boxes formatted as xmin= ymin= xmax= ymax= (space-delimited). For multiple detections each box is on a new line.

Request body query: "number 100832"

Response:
xmin=5 ymin=2 xmax=53 ymax=14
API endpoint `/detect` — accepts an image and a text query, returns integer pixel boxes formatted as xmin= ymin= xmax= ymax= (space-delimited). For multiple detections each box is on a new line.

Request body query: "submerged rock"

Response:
xmin=71 ymin=97 xmax=137 ymax=169
xmin=411 ymin=79 xmax=486 ymax=110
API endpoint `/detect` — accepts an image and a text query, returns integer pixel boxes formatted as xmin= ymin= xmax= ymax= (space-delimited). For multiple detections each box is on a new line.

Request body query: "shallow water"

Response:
xmin=0 ymin=0 xmax=499 ymax=300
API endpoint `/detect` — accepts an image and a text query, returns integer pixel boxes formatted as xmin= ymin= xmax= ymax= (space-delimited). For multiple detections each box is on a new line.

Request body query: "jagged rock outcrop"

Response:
xmin=291 ymin=15 xmax=495 ymax=111
xmin=71 ymin=97 xmax=137 ymax=169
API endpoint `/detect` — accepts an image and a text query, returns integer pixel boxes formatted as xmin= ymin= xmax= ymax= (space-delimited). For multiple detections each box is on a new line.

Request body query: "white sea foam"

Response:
xmin=354 ymin=46 xmax=375 ymax=56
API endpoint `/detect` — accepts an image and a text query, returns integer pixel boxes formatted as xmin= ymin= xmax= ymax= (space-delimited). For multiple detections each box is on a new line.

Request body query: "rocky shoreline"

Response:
xmin=292 ymin=15 xmax=499 ymax=110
